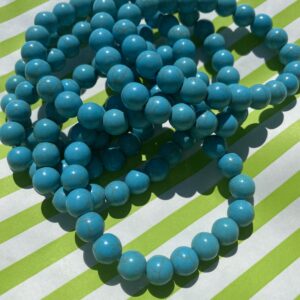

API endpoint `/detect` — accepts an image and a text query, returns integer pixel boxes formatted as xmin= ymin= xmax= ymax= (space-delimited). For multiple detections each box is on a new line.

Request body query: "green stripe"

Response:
xmin=213 ymin=230 xmax=300 ymax=300
xmin=0 ymin=32 xmax=24 ymax=58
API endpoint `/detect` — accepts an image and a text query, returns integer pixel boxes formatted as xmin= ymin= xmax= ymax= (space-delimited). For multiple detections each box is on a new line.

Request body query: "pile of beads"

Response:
xmin=1 ymin=0 xmax=300 ymax=286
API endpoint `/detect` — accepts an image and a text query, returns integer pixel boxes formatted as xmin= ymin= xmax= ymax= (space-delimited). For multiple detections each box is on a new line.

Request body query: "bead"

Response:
xmin=202 ymin=135 xmax=227 ymax=159
xmin=89 ymin=184 xmax=106 ymax=210
xmin=119 ymin=133 xmax=142 ymax=156
xmin=158 ymin=15 xmax=178 ymax=37
xmin=104 ymin=95 xmax=126 ymax=111
xmin=217 ymin=66 xmax=240 ymax=85
xmin=145 ymin=11 xmax=162 ymax=28
xmin=95 ymin=47 xmax=122 ymax=75
xmin=72 ymin=64 xmax=97 ymax=89
xmin=191 ymin=232 xmax=220 ymax=261
xmin=265 ymin=28 xmax=288 ymax=50
xmin=157 ymin=45 xmax=174 ymax=65
xmin=173 ymin=39 xmax=196 ymax=60
xmin=25 ymin=59 xmax=51 ymax=85
xmin=107 ymin=64 xmax=135 ymax=93
xmin=191 ymin=110 xmax=217 ymax=139
xmin=206 ymin=82 xmax=231 ymax=110
xmin=77 ymin=103 xmax=105 ymax=130
xmin=250 ymin=13 xmax=272 ymax=37
xmin=121 ymin=34 xmax=147 ymax=63
xmin=178 ymin=0 xmax=197 ymax=13
xmin=212 ymin=217 xmax=239 ymax=246
xmin=196 ymin=71 xmax=210 ymax=86
xmin=15 ymin=81 xmax=38 ymax=105
xmin=279 ymin=43 xmax=300 ymax=65
xmin=233 ymin=4 xmax=255 ymax=27
xmin=44 ymin=103 xmax=68 ymax=124
xmin=64 ymin=141 xmax=91 ymax=167
xmin=180 ymin=77 xmax=207 ymax=104
xmin=145 ymin=157 xmax=170 ymax=182
xmin=66 ymin=188 xmax=94 ymax=217
xmin=103 ymin=109 xmax=128 ymax=136
xmin=212 ymin=49 xmax=234 ymax=72
xmin=138 ymin=24 xmax=154 ymax=41
xmin=136 ymin=0 xmax=159 ymax=18
xmin=157 ymin=65 xmax=184 ymax=94
xmin=0 ymin=121 xmax=25 ymax=146
xmin=170 ymin=246 xmax=199 ymax=276
xmin=70 ymin=0 xmax=93 ymax=18
xmin=1 ymin=94 xmax=16 ymax=112
xmin=7 ymin=146 xmax=32 ymax=172
xmin=284 ymin=61 xmax=300 ymax=80
xmin=118 ymin=3 xmax=142 ymax=26
xmin=216 ymin=0 xmax=237 ymax=17
xmin=218 ymin=152 xmax=243 ymax=178
xmin=197 ymin=0 xmax=216 ymax=12
xmin=250 ymin=84 xmax=271 ymax=109
xmin=93 ymin=0 xmax=117 ymax=18
xmin=127 ymin=110 xmax=150 ymax=129
xmin=55 ymin=91 xmax=82 ymax=118
xmin=132 ymin=125 xmax=155 ymax=141
xmin=105 ymin=180 xmax=130 ymax=206
xmin=57 ymin=34 xmax=80 ymax=58
xmin=144 ymin=96 xmax=172 ymax=125
xmin=89 ymin=28 xmax=114 ymax=52
xmin=121 ymin=82 xmax=149 ymax=111
xmin=93 ymin=131 xmax=110 ymax=150
xmin=69 ymin=123 xmax=97 ymax=146
xmin=76 ymin=212 xmax=104 ymax=242
xmin=32 ymin=167 xmax=60 ymax=195
xmin=86 ymin=156 xmax=103 ymax=180
xmin=179 ymin=11 xmax=199 ymax=27
xmin=53 ymin=2 xmax=76 ymax=28
xmin=159 ymin=141 xmax=183 ymax=166
xmin=118 ymin=251 xmax=146 ymax=281
xmin=101 ymin=147 xmax=125 ymax=172
xmin=136 ymin=50 xmax=163 ymax=80
xmin=266 ymin=80 xmax=288 ymax=105
xmin=5 ymin=100 xmax=31 ymax=123
xmin=170 ymin=103 xmax=196 ymax=131
xmin=146 ymin=255 xmax=174 ymax=286
xmin=159 ymin=0 xmax=178 ymax=13
xmin=52 ymin=187 xmax=68 ymax=213
xmin=25 ymin=25 xmax=50 ymax=46
xmin=194 ymin=19 xmax=215 ymax=43
xmin=37 ymin=76 xmax=63 ymax=103
xmin=125 ymin=170 xmax=150 ymax=194
xmin=15 ymin=59 xmax=26 ymax=77
xmin=32 ymin=142 xmax=60 ymax=167
xmin=173 ymin=131 xmax=195 ymax=150
xmin=167 ymin=25 xmax=190 ymax=45
xmin=203 ymin=33 xmax=225 ymax=56
xmin=5 ymin=75 xmax=25 ymax=93
xmin=72 ymin=21 xmax=92 ymax=45
xmin=174 ymin=57 xmax=197 ymax=77
xmin=47 ymin=48 xmax=66 ymax=72
xmin=61 ymin=164 xmax=89 ymax=191
xmin=277 ymin=73 xmax=299 ymax=96
xmin=216 ymin=112 xmax=238 ymax=137
xmin=93 ymin=233 xmax=122 ymax=264
xmin=229 ymin=174 xmax=255 ymax=199
xmin=112 ymin=19 xmax=137 ymax=44
xmin=34 ymin=11 xmax=57 ymax=34
xmin=228 ymin=200 xmax=254 ymax=227
xmin=229 ymin=84 xmax=252 ymax=111
xmin=91 ymin=12 xmax=115 ymax=31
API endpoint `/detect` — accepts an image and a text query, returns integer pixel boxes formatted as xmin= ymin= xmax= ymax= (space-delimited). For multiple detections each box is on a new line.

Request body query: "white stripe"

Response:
xmin=0 ymin=0 xmax=15 ymax=8
xmin=251 ymin=258 xmax=300 ymax=300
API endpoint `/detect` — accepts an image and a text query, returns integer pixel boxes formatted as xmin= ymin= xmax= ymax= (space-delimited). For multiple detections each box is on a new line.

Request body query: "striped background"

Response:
xmin=0 ymin=0 xmax=300 ymax=299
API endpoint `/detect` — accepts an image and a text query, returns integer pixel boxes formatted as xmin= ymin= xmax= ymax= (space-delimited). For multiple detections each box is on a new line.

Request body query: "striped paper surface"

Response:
xmin=0 ymin=0 xmax=300 ymax=299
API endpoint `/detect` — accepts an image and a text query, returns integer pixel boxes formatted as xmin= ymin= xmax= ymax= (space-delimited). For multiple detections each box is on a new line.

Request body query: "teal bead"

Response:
xmin=52 ymin=187 xmax=68 ymax=213
xmin=93 ymin=131 xmax=110 ymax=150
xmin=0 ymin=121 xmax=25 ymax=146
xmin=89 ymin=183 xmax=106 ymax=210
xmin=174 ymin=57 xmax=197 ymax=77
xmin=136 ymin=50 xmax=163 ymax=80
xmin=121 ymin=82 xmax=149 ymax=111
xmin=146 ymin=41 xmax=156 ymax=51
xmin=86 ymin=155 xmax=103 ymax=180
xmin=25 ymin=25 xmax=50 ymax=47
xmin=5 ymin=75 xmax=25 ymax=93
xmin=93 ymin=233 xmax=122 ymax=264
xmin=230 ymin=108 xmax=249 ymax=125
xmin=180 ymin=77 xmax=207 ymax=104
xmin=146 ymin=255 xmax=174 ymax=286
xmin=250 ymin=13 xmax=272 ymax=37
xmin=71 ymin=0 xmax=93 ymax=18
xmin=57 ymin=35 xmax=80 ymax=58
xmin=228 ymin=200 xmax=255 ymax=227
xmin=265 ymin=28 xmax=288 ymax=50
xmin=75 ymin=212 xmax=104 ymax=242
xmin=121 ymin=34 xmax=147 ymax=63
xmin=25 ymin=59 xmax=51 ymax=85
xmin=191 ymin=110 xmax=217 ymax=139
xmin=89 ymin=28 xmax=114 ymax=52
xmin=107 ymin=64 xmax=135 ymax=93
xmin=78 ymin=103 xmax=105 ymax=130
xmin=32 ymin=167 xmax=60 ymax=195
xmin=47 ymin=48 xmax=66 ymax=72
xmin=179 ymin=11 xmax=199 ymax=27
xmin=112 ymin=19 xmax=137 ymax=44
xmin=66 ymin=188 xmax=94 ymax=217
xmin=216 ymin=112 xmax=238 ymax=137
xmin=37 ymin=76 xmax=63 ymax=103
xmin=69 ymin=123 xmax=97 ymax=146
xmin=194 ymin=19 xmax=215 ymax=43
xmin=127 ymin=110 xmax=150 ymax=129
xmin=136 ymin=0 xmax=159 ymax=18
xmin=157 ymin=45 xmax=174 ymax=65
xmin=196 ymin=71 xmax=210 ymax=86
xmin=34 ymin=11 xmax=57 ymax=34
xmin=125 ymin=170 xmax=150 ymax=194
xmin=93 ymin=0 xmax=116 ymax=17
xmin=118 ymin=251 xmax=146 ymax=281
xmin=119 ymin=133 xmax=142 ymax=156
xmin=145 ymin=157 xmax=170 ymax=182
xmin=178 ymin=0 xmax=197 ymax=13
xmin=53 ymin=2 xmax=76 ymax=27
xmin=229 ymin=174 xmax=255 ymax=199
xmin=202 ymin=135 xmax=227 ymax=159
xmin=61 ymin=164 xmax=89 ymax=191
xmin=7 ymin=146 xmax=32 ymax=172
xmin=250 ymin=84 xmax=271 ymax=109
xmin=212 ymin=217 xmax=239 ymax=246
xmin=170 ymin=246 xmax=199 ymax=276
xmin=72 ymin=64 xmax=97 ymax=89
xmin=138 ymin=24 xmax=154 ymax=41
xmin=284 ymin=61 xmax=300 ymax=80
xmin=206 ymin=82 xmax=231 ymax=110
xmin=44 ymin=103 xmax=68 ymax=124
xmin=203 ymin=33 xmax=225 ymax=56
xmin=233 ymin=4 xmax=255 ymax=27
xmin=101 ymin=147 xmax=125 ymax=172
xmin=218 ymin=152 xmax=243 ymax=178
xmin=95 ymin=47 xmax=122 ymax=75
xmin=197 ymin=0 xmax=217 ymax=12
xmin=266 ymin=80 xmax=287 ymax=105
xmin=133 ymin=125 xmax=155 ymax=141
xmin=15 ymin=81 xmax=39 ymax=104
xmin=32 ymin=142 xmax=60 ymax=167
xmin=217 ymin=66 xmax=240 ymax=85
xmin=118 ymin=3 xmax=142 ymax=26
xmin=55 ymin=91 xmax=83 ymax=118
xmin=158 ymin=15 xmax=178 ymax=37
xmin=229 ymin=84 xmax=252 ymax=111
xmin=61 ymin=79 xmax=81 ymax=95
xmin=91 ymin=12 xmax=115 ymax=31
xmin=279 ymin=44 xmax=300 ymax=65
xmin=72 ymin=21 xmax=92 ymax=45
xmin=191 ymin=232 xmax=220 ymax=261
xmin=15 ymin=59 xmax=26 ymax=77
xmin=104 ymin=95 xmax=126 ymax=111
xmin=159 ymin=141 xmax=183 ymax=167
xmin=216 ymin=0 xmax=237 ymax=17
xmin=105 ymin=180 xmax=130 ymax=206
xmin=64 ymin=142 xmax=91 ymax=166
xmin=103 ymin=109 xmax=128 ymax=136
xmin=159 ymin=0 xmax=178 ymax=13
xmin=212 ymin=49 xmax=234 ymax=72
xmin=157 ymin=65 xmax=184 ymax=94
xmin=170 ymin=103 xmax=196 ymax=131
xmin=167 ymin=25 xmax=190 ymax=45
xmin=144 ymin=96 xmax=172 ymax=125
xmin=1 ymin=94 xmax=17 ymax=112
xmin=5 ymin=100 xmax=31 ymax=123
xmin=277 ymin=73 xmax=299 ymax=96
xmin=173 ymin=39 xmax=196 ymax=60
xmin=173 ymin=131 xmax=195 ymax=150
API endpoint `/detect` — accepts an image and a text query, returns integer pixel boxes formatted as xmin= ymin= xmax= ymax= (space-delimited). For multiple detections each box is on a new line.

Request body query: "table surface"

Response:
xmin=0 ymin=0 xmax=300 ymax=299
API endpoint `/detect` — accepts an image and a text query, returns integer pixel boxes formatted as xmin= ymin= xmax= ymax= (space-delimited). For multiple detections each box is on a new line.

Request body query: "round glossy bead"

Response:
xmin=93 ymin=0 xmax=117 ymax=17
xmin=118 ymin=251 xmax=146 ymax=281
xmin=101 ymin=147 xmax=125 ymax=172
xmin=103 ymin=109 xmax=128 ymax=136
xmin=14 ymin=81 xmax=37 ymax=105
xmin=173 ymin=39 xmax=196 ymax=60
xmin=144 ymin=96 xmax=172 ymax=125
xmin=203 ymin=33 xmax=225 ymax=56
xmin=52 ymin=187 xmax=68 ymax=213
xmin=55 ymin=91 xmax=82 ymax=118
xmin=202 ymin=135 xmax=227 ymax=159
xmin=158 ymin=15 xmax=178 ymax=37
xmin=33 ymin=118 xmax=60 ymax=143
xmin=146 ymin=41 xmax=156 ymax=51
xmin=72 ymin=21 xmax=92 ymax=45
xmin=25 ymin=59 xmax=51 ymax=85
xmin=68 ymin=124 xmax=97 ymax=146
xmin=136 ymin=50 xmax=163 ymax=80
xmin=229 ymin=84 xmax=252 ymax=111
xmin=265 ymin=28 xmax=288 ymax=50
xmin=266 ymin=80 xmax=288 ymax=105
xmin=0 ymin=121 xmax=25 ymax=146
xmin=70 ymin=0 xmax=93 ymax=18
xmin=107 ymin=64 xmax=135 ymax=93
xmin=250 ymin=13 xmax=272 ymax=37
xmin=73 ymin=65 xmax=97 ymax=89
xmin=66 ymin=188 xmax=93 ymax=217
xmin=233 ymin=4 xmax=255 ymax=27
xmin=7 ymin=146 xmax=32 ymax=172
xmin=119 ymin=133 xmax=142 ymax=156
xmin=277 ymin=73 xmax=299 ymax=96
xmin=284 ymin=61 xmax=300 ymax=80
xmin=159 ymin=141 xmax=183 ymax=166
xmin=228 ymin=200 xmax=254 ymax=227
xmin=212 ymin=217 xmax=239 ymax=246
xmin=1 ymin=94 xmax=16 ymax=112
xmin=75 ymin=212 xmax=104 ymax=242
xmin=32 ymin=167 xmax=60 ymax=195
xmin=53 ymin=2 xmax=76 ymax=27
xmin=145 ymin=157 xmax=169 ymax=182
xmin=194 ymin=19 xmax=215 ymax=43
xmin=121 ymin=34 xmax=147 ymax=63
xmin=89 ymin=184 xmax=105 ymax=210
xmin=157 ymin=45 xmax=174 ymax=65
xmin=15 ymin=59 xmax=26 ymax=77
xmin=112 ymin=19 xmax=137 ymax=44
xmin=218 ymin=152 xmax=243 ymax=178
xmin=180 ymin=77 xmax=207 ymax=104
xmin=174 ymin=57 xmax=197 ymax=78
xmin=77 ymin=103 xmax=105 ymax=130
xmin=95 ymin=47 xmax=122 ymax=75
xmin=5 ymin=75 xmax=25 ymax=93
xmin=91 ymin=12 xmax=114 ymax=31
xmin=279 ymin=43 xmax=300 ymax=65
xmin=216 ymin=112 xmax=238 ymax=137
xmin=216 ymin=0 xmax=237 ymax=17
xmin=146 ymin=255 xmax=174 ymax=286
xmin=250 ymin=84 xmax=271 ymax=109
xmin=25 ymin=25 xmax=50 ymax=46
xmin=64 ymin=142 xmax=91 ymax=167
xmin=170 ymin=103 xmax=196 ymax=131
xmin=192 ymin=232 xmax=219 ymax=261
xmin=212 ymin=50 xmax=234 ymax=72
xmin=167 ymin=25 xmax=190 ymax=45
xmin=229 ymin=174 xmax=255 ymax=199
xmin=136 ymin=0 xmax=159 ymax=17
xmin=89 ymin=28 xmax=114 ymax=52
xmin=173 ymin=131 xmax=195 ymax=150
xmin=157 ymin=65 xmax=184 ymax=94
xmin=34 ymin=11 xmax=57 ymax=34
xmin=93 ymin=233 xmax=122 ymax=264
xmin=105 ymin=180 xmax=130 ymax=206
xmin=57 ymin=35 xmax=80 ymax=58
xmin=37 ymin=76 xmax=63 ymax=103
xmin=5 ymin=100 xmax=31 ymax=123
xmin=61 ymin=164 xmax=89 ymax=191
xmin=179 ymin=10 xmax=199 ymax=27
xmin=47 ymin=48 xmax=66 ymax=72
xmin=192 ymin=110 xmax=217 ymax=139
xmin=125 ymin=170 xmax=150 ymax=194
xmin=118 ymin=3 xmax=142 ymax=26
xmin=217 ymin=66 xmax=240 ymax=85
xmin=196 ymin=72 xmax=210 ymax=86
xmin=32 ymin=142 xmax=60 ymax=167
xmin=170 ymin=246 xmax=199 ymax=276
xmin=121 ymin=82 xmax=149 ymax=111
xmin=206 ymin=82 xmax=231 ymax=110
